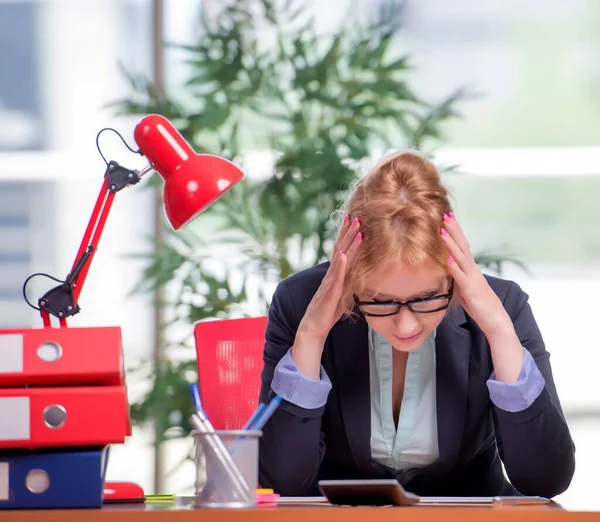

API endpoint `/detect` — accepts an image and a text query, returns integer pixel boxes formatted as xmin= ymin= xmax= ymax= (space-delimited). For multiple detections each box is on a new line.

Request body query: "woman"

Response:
xmin=257 ymin=151 xmax=575 ymax=498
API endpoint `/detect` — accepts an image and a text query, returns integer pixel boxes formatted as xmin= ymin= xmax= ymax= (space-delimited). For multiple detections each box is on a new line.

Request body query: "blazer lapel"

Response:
xmin=328 ymin=304 xmax=472 ymax=478
xmin=329 ymin=316 xmax=374 ymax=475
xmin=431 ymin=304 xmax=472 ymax=474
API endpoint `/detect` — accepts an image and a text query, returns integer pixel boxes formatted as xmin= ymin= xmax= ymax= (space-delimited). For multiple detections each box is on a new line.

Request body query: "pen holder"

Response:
xmin=193 ymin=430 xmax=261 ymax=509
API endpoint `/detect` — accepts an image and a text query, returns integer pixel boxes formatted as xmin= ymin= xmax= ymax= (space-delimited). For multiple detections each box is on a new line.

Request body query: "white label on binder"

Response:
xmin=0 ymin=334 xmax=23 ymax=373
xmin=0 ymin=463 xmax=8 ymax=500
xmin=0 ymin=397 xmax=30 ymax=440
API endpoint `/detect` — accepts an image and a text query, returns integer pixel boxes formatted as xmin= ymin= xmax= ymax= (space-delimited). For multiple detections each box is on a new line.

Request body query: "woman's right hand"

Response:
xmin=296 ymin=215 xmax=363 ymax=347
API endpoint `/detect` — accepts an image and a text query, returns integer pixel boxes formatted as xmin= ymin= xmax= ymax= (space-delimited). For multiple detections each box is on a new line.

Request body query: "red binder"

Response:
xmin=0 ymin=386 xmax=130 ymax=449
xmin=0 ymin=326 xmax=124 ymax=387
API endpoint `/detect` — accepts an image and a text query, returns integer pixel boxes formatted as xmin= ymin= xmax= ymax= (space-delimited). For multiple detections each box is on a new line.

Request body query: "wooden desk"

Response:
xmin=2 ymin=504 xmax=600 ymax=522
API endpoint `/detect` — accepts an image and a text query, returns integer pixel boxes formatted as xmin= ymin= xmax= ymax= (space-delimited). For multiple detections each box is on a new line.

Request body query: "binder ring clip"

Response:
xmin=37 ymin=342 xmax=63 ymax=363
xmin=43 ymin=404 xmax=67 ymax=429
xmin=25 ymin=469 xmax=51 ymax=494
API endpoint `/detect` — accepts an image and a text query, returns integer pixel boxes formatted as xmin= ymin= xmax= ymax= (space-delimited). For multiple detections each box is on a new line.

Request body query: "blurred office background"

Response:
xmin=0 ymin=0 xmax=598 ymax=510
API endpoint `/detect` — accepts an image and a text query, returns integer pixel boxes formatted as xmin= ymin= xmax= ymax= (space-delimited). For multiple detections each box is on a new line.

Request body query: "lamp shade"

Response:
xmin=133 ymin=114 xmax=244 ymax=229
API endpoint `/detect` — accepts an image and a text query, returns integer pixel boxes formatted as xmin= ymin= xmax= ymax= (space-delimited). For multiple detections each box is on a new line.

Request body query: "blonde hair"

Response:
xmin=337 ymin=150 xmax=453 ymax=316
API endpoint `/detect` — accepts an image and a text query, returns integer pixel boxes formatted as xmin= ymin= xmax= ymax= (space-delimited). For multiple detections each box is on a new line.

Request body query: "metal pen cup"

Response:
xmin=191 ymin=421 xmax=261 ymax=508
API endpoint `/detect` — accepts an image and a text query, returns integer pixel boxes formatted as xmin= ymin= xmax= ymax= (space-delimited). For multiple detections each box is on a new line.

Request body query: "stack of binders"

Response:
xmin=0 ymin=326 xmax=131 ymax=509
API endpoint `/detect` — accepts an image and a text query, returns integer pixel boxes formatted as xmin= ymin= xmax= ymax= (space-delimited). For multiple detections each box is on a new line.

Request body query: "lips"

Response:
xmin=393 ymin=331 xmax=422 ymax=343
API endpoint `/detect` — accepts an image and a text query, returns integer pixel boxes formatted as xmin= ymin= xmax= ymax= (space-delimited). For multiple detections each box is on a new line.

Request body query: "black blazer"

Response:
xmin=258 ymin=262 xmax=575 ymax=498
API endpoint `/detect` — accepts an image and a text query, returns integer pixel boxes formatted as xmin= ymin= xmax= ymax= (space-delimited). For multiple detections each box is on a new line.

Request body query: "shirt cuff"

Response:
xmin=271 ymin=347 xmax=332 ymax=410
xmin=486 ymin=346 xmax=546 ymax=413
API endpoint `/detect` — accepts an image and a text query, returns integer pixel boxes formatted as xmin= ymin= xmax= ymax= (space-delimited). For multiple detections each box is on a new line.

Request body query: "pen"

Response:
xmin=243 ymin=402 xmax=266 ymax=430
xmin=189 ymin=383 xmax=202 ymax=414
xmin=190 ymin=414 xmax=251 ymax=501
xmin=250 ymin=395 xmax=282 ymax=431
xmin=230 ymin=395 xmax=281 ymax=460
xmin=188 ymin=385 xmax=251 ymax=501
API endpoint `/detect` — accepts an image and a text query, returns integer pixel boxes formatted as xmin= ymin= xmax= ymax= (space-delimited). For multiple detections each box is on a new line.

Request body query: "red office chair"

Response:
xmin=194 ymin=316 xmax=268 ymax=430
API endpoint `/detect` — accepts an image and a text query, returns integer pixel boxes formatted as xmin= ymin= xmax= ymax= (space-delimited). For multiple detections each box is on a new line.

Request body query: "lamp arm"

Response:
xmin=23 ymin=113 xmax=244 ymax=328
xmin=34 ymin=160 xmax=152 ymax=328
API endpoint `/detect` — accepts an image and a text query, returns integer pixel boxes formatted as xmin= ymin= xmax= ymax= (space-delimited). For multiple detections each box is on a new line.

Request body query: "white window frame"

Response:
xmin=2 ymin=146 xmax=600 ymax=182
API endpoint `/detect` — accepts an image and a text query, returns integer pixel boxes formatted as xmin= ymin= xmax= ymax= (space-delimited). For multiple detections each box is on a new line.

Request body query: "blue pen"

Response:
xmin=251 ymin=395 xmax=282 ymax=431
xmin=188 ymin=383 xmax=251 ymax=499
xmin=242 ymin=403 xmax=266 ymax=431
xmin=189 ymin=383 xmax=203 ymax=414
xmin=230 ymin=396 xmax=281 ymax=460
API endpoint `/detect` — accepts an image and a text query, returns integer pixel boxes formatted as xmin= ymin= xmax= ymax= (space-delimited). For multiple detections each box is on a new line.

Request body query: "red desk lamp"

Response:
xmin=0 ymin=114 xmax=243 ymax=508
xmin=26 ymin=114 xmax=243 ymax=328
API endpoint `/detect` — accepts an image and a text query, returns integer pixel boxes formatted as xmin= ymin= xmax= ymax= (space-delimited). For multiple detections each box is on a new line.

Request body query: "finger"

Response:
xmin=324 ymin=249 xmax=348 ymax=289
xmin=338 ymin=216 xmax=361 ymax=255
xmin=327 ymin=251 xmax=348 ymax=300
xmin=440 ymin=227 xmax=471 ymax=272
xmin=344 ymin=231 xmax=362 ymax=266
xmin=446 ymin=255 xmax=468 ymax=288
xmin=331 ymin=214 xmax=351 ymax=261
xmin=442 ymin=212 xmax=471 ymax=256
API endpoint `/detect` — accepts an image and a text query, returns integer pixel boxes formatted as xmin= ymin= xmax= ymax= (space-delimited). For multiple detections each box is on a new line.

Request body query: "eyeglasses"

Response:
xmin=354 ymin=279 xmax=454 ymax=317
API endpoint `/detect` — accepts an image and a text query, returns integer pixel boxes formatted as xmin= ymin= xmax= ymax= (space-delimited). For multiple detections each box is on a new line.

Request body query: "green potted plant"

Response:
xmin=113 ymin=0 xmax=521 ymax=490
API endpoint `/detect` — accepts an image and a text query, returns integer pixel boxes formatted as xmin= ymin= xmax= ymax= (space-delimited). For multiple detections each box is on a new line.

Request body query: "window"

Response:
xmin=0 ymin=181 xmax=54 ymax=328
xmin=0 ymin=2 xmax=44 ymax=151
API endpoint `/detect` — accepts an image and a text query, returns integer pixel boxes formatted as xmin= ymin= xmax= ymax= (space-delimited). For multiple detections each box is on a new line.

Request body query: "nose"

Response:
xmin=393 ymin=306 xmax=420 ymax=336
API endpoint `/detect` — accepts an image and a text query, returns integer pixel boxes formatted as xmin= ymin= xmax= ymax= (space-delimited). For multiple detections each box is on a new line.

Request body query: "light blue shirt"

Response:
xmin=270 ymin=327 xmax=547 ymax=473
xmin=368 ymin=327 xmax=439 ymax=471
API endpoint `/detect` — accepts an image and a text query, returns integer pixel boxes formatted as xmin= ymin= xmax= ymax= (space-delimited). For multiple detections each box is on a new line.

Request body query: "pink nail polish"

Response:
xmin=449 ymin=211 xmax=455 ymax=219
xmin=344 ymin=214 xmax=350 ymax=223
xmin=442 ymin=213 xmax=450 ymax=222
xmin=356 ymin=232 xmax=363 ymax=241
xmin=353 ymin=217 xmax=360 ymax=226
xmin=440 ymin=227 xmax=448 ymax=236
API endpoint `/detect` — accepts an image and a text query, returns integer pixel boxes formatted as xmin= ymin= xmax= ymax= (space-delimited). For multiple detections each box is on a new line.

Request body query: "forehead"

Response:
xmin=366 ymin=262 xmax=448 ymax=300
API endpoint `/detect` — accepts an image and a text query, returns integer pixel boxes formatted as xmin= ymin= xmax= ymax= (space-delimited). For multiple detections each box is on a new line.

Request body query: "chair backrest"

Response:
xmin=194 ymin=316 xmax=268 ymax=430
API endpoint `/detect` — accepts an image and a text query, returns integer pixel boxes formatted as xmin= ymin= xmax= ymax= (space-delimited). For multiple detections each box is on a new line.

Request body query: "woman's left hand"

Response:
xmin=440 ymin=212 xmax=512 ymax=337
